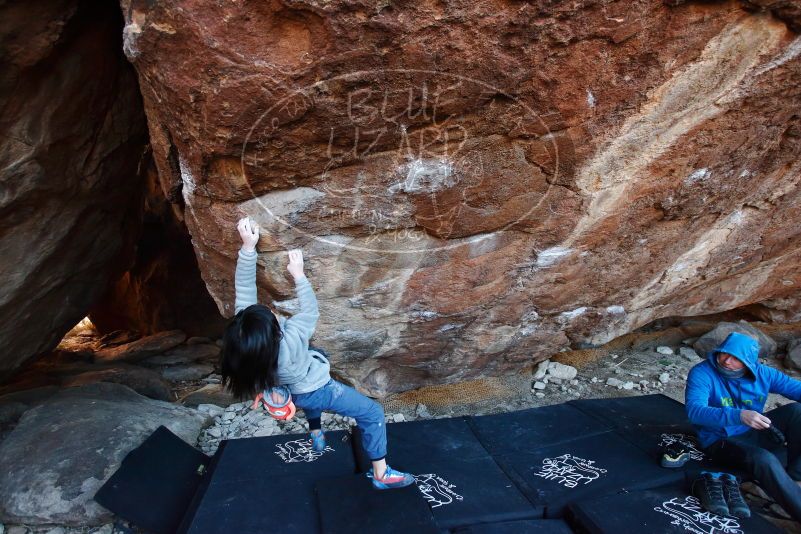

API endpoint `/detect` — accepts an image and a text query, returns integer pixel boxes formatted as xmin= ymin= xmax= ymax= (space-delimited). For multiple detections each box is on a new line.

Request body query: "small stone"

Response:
xmin=532 ymin=381 xmax=546 ymax=390
xmin=570 ymin=379 xmax=578 ymax=386
xmin=591 ymin=377 xmax=598 ymax=383
xmin=560 ymin=385 xmax=567 ymax=392
xmin=656 ymin=346 xmax=674 ymax=355
xmin=533 ymin=359 xmax=550 ymax=380
xmin=44 ymin=529 xmax=65 ymax=534
xmin=415 ymin=403 xmax=431 ymax=418
xmin=659 ymin=373 xmax=671 ymax=384
xmin=622 ymin=381 xmax=635 ymax=390
xmin=679 ymin=347 xmax=701 ymax=362
xmin=547 ymin=362 xmax=578 ymax=381
xmin=535 ymin=392 xmax=545 ymax=398
xmin=606 ymin=377 xmax=624 ymax=387
xmin=611 ymin=354 xmax=618 ymax=359
xmin=90 ymin=524 xmax=113 ymax=534
xmin=215 ymin=339 xmax=224 ymax=348
xmin=222 ymin=411 xmax=236 ymax=422
xmin=741 ymin=481 xmax=770 ymax=500
xmin=7 ymin=528 xmax=27 ymax=534
xmin=197 ymin=404 xmax=225 ymax=418
xmin=208 ymin=426 xmax=222 ymax=438
xmin=392 ymin=413 xmax=405 ymax=423
xmin=769 ymin=503 xmax=792 ymax=520
xmin=549 ymin=377 xmax=563 ymax=385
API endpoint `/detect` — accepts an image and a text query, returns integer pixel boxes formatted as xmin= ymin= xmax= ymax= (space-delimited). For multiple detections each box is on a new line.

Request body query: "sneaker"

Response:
xmin=310 ymin=430 xmax=326 ymax=452
xmin=692 ymin=472 xmax=730 ymax=517
xmin=367 ymin=466 xmax=415 ymax=490
xmin=721 ymin=473 xmax=751 ymax=518
xmin=661 ymin=442 xmax=691 ymax=468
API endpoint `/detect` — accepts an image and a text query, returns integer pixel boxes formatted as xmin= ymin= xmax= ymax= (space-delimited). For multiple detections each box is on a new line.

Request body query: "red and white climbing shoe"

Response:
xmin=367 ymin=466 xmax=415 ymax=490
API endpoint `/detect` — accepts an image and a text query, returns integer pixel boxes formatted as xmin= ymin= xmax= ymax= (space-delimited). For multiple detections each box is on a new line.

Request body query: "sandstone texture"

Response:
xmin=117 ymin=0 xmax=801 ymax=396
xmin=0 ymin=0 xmax=230 ymax=380
xmin=0 ymin=0 xmax=148 ymax=379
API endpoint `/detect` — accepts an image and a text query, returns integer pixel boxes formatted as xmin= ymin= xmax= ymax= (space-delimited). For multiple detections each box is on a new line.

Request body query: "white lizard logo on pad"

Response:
xmin=532 ymin=453 xmax=607 ymax=488
xmin=274 ymin=438 xmax=334 ymax=463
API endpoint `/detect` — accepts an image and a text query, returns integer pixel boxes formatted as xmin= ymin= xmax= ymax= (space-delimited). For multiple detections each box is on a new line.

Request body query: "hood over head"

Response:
xmin=707 ymin=331 xmax=759 ymax=378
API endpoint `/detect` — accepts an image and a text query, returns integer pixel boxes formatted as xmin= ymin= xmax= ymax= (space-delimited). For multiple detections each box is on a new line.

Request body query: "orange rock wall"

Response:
xmin=121 ymin=0 xmax=801 ymax=395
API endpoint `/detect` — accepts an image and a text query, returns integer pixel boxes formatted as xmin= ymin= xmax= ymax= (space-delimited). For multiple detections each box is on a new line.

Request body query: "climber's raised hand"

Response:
xmin=237 ymin=217 xmax=260 ymax=253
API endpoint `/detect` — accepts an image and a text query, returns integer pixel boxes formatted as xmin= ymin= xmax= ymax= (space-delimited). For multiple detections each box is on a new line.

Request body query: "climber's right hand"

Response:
xmin=237 ymin=216 xmax=260 ymax=253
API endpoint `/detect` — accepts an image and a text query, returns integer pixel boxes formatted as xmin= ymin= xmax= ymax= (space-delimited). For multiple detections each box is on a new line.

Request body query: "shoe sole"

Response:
xmin=372 ymin=479 xmax=415 ymax=490
xmin=661 ymin=452 xmax=690 ymax=468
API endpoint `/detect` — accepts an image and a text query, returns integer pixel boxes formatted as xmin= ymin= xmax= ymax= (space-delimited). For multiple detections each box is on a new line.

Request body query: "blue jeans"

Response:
xmin=707 ymin=402 xmax=801 ymax=521
xmin=293 ymin=378 xmax=387 ymax=460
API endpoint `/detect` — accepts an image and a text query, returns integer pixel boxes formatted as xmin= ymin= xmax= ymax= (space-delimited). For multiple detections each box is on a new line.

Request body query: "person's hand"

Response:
xmin=237 ymin=217 xmax=259 ymax=253
xmin=287 ymin=249 xmax=305 ymax=281
xmin=740 ymin=410 xmax=772 ymax=430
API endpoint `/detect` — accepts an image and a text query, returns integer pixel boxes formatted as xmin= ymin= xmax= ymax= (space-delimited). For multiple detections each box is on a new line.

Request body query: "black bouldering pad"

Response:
xmin=567 ymin=482 xmax=782 ymax=533
xmin=452 ymin=519 xmax=575 ymax=533
xmin=387 ymin=417 xmax=491 ymax=460
xmin=569 ymin=394 xmax=689 ymax=429
xmin=495 ymin=431 xmax=685 ymax=518
xmin=177 ymin=430 xmax=356 ymax=533
xmin=373 ymin=418 xmax=541 ymax=527
xmin=180 ymin=474 xmax=322 ymax=533
xmin=202 ymin=429 xmax=356 ymax=482
xmin=94 ymin=426 xmax=210 ymax=534
xmin=468 ymin=403 xmax=612 ymax=456
xmin=315 ymin=474 xmax=440 ymax=534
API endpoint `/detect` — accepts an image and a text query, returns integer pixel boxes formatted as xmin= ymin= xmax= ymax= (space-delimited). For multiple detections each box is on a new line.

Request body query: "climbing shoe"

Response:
xmin=367 ymin=466 xmax=416 ymax=490
xmin=661 ymin=441 xmax=691 ymax=468
xmin=310 ymin=429 xmax=326 ymax=452
xmin=692 ymin=472 xmax=730 ymax=517
xmin=721 ymin=473 xmax=751 ymax=519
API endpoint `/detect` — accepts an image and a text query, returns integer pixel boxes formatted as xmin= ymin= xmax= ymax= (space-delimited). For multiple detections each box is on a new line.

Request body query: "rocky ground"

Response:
xmin=2 ymin=321 xmax=801 ymax=532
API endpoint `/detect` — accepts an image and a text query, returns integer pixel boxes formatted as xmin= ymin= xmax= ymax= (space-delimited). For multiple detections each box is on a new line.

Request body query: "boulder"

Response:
xmin=142 ymin=343 xmax=219 ymax=366
xmin=60 ymin=365 xmax=173 ymax=402
xmin=160 ymin=364 xmax=214 ymax=382
xmin=119 ymin=0 xmax=801 ymax=395
xmin=180 ymin=384 xmax=236 ymax=408
xmin=94 ymin=331 xmax=186 ymax=363
xmin=0 ymin=0 xmax=149 ymax=381
xmin=693 ymin=322 xmax=777 ymax=360
xmin=785 ymin=339 xmax=801 ymax=370
xmin=0 ymin=383 xmax=209 ymax=526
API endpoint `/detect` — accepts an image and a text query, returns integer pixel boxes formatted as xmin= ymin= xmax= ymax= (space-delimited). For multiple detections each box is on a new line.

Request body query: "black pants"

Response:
xmin=707 ymin=402 xmax=801 ymax=521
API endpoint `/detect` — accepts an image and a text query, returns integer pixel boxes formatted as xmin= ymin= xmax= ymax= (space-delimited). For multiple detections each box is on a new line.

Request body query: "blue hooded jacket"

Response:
xmin=685 ymin=332 xmax=801 ymax=448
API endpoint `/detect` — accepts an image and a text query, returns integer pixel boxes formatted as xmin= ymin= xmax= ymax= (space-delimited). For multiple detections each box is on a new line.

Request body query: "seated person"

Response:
xmin=686 ymin=331 xmax=801 ymax=520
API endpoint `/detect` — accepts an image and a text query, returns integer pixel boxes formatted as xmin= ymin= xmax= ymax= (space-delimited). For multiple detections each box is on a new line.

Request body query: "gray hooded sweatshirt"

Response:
xmin=234 ymin=248 xmax=331 ymax=394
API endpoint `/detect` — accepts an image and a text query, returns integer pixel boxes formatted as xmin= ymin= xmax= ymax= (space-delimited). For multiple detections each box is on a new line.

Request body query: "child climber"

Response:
xmin=220 ymin=216 xmax=415 ymax=490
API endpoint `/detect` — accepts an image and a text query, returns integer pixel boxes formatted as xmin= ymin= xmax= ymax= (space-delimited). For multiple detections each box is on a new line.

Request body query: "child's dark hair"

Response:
xmin=220 ymin=304 xmax=283 ymax=399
